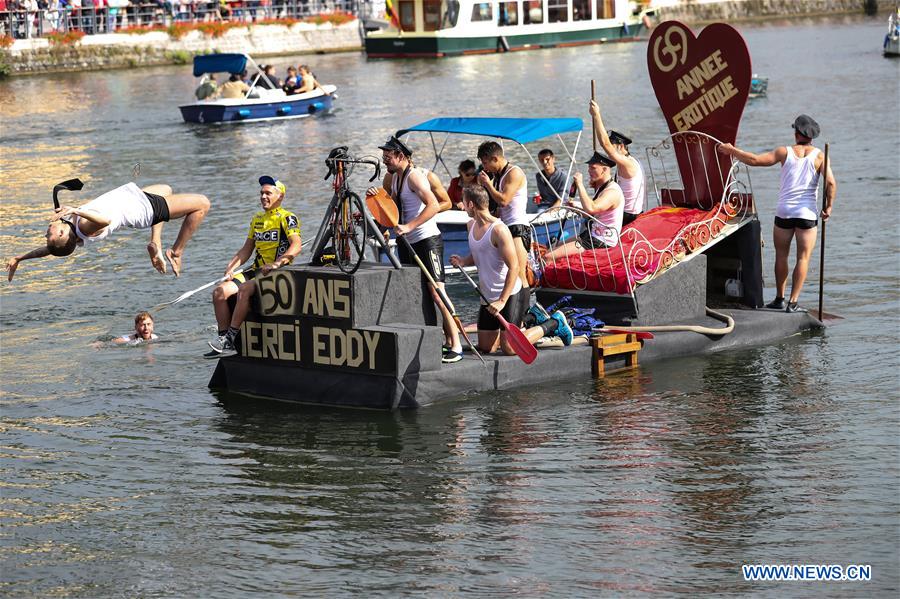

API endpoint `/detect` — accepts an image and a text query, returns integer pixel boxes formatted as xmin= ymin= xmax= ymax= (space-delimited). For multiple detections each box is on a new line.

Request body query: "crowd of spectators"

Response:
xmin=0 ymin=0 xmax=354 ymax=39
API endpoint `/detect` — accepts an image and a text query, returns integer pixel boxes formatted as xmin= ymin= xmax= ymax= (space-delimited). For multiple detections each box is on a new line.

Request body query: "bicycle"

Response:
xmin=309 ymin=146 xmax=400 ymax=274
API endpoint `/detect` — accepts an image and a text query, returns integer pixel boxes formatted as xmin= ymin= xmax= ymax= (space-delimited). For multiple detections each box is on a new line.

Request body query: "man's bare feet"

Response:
xmin=165 ymin=249 xmax=182 ymax=277
xmin=147 ymin=242 xmax=167 ymax=274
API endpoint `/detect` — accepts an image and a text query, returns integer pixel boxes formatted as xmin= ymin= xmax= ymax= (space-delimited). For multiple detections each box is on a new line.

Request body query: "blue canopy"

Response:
xmin=193 ymin=53 xmax=248 ymax=77
xmin=398 ymin=117 xmax=584 ymax=145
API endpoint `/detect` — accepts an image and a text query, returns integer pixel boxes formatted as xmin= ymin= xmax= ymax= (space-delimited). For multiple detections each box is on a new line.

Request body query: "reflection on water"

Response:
xmin=0 ymin=15 xmax=897 ymax=597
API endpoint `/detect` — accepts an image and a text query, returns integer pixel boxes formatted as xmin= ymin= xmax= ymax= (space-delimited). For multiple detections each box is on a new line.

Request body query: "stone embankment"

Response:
xmin=2 ymin=20 xmax=361 ymax=76
xmin=654 ymin=0 xmax=876 ymax=24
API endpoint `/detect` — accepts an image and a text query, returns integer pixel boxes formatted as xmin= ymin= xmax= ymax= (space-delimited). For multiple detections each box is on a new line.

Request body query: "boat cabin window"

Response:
xmin=573 ymin=0 xmax=591 ymax=21
xmin=499 ymin=1 xmax=519 ymax=26
xmin=423 ymin=0 xmax=441 ymax=30
xmin=548 ymin=0 xmax=569 ymax=23
xmin=471 ymin=2 xmax=493 ymax=22
xmin=399 ymin=0 xmax=416 ymax=31
xmin=442 ymin=0 xmax=460 ymax=28
xmin=523 ymin=0 xmax=543 ymax=24
xmin=596 ymin=0 xmax=615 ymax=19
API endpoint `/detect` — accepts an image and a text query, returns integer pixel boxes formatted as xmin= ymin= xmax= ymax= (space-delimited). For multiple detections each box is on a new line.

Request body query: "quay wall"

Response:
xmin=2 ymin=21 xmax=362 ymax=76
xmin=654 ymin=0 xmax=877 ymax=24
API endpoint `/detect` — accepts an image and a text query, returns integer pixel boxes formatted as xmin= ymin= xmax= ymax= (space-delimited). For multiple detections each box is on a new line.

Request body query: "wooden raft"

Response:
xmin=590 ymin=333 xmax=642 ymax=378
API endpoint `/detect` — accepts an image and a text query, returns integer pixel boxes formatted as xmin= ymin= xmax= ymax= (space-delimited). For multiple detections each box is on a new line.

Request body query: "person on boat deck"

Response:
xmin=293 ymin=65 xmax=330 ymax=96
xmin=449 ymin=186 xmax=574 ymax=354
xmin=543 ymin=152 xmax=624 ymax=263
xmin=208 ymin=176 xmax=302 ymax=356
xmin=476 ymin=141 xmax=531 ymax=293
xmin=717 ymin=115 xmax=836 ymax=313
xmin=532 ymin=148 xmax=567 ymax=213
xmin=5 ymin=182 xmax=209 ymax=281
xmin=282 ymin=66 xmax=299 ymax=94
xmin=255 ymin=64 xmax=282 ymax=90
xmin=218 ymin=72 xmax=251 ymax=99
xmin=195 ymin=73 xmax=217 ymax=100
xmin=372 ymin=136 xmax=463 ymax=364
xmin=115 ymin=311 xmax=158 ymax=345
xmin=589 ymin=99 xmax=645 ymax=226
xmin=448 ymin=160 xmax=477 ymax=210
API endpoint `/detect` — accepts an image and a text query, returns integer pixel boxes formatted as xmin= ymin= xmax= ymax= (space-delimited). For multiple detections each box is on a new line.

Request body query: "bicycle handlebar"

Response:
xmin=324 ymin=147 xmax=382 ymax=182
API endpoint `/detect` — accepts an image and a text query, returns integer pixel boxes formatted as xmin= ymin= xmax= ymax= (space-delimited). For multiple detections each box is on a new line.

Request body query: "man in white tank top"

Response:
xmin=718 ymin=114 xmax=837 ymax=312
xmin=373 ymin=136 xmax=463 ymax=364
xmin=6 ymin=182 xmax=210 ymax=281
xmin=476 ymin=141 xmax=531 ymax=291
xmin=449 ymin=185 xmax=574 ymax=354
xmin=590 ymin=99 xmax=646 ymax=225
xmin=544 ymin=152 xmax=624 ymax=263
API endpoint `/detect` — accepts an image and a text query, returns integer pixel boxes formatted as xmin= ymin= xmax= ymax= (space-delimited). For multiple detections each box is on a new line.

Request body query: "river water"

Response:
xmin=1 ymin=15 xmax=898 ymax=597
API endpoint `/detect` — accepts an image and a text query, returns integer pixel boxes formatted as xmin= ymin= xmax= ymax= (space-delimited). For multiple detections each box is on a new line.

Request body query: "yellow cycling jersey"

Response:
xmin=247 ymin=207 xmax=301 ymax=269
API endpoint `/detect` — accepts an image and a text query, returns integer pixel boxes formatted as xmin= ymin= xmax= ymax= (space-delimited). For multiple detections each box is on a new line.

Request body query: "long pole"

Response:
xmin=817 ymin=143 xmax=829 ymax=320
xmin=590 ymin=80 xmax=597 ymax=152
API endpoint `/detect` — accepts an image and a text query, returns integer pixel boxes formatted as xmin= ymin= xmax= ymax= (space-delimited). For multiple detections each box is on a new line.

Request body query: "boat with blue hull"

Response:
xmin=375 ymin=116 xmax=582 ymax=267
xmin=179 ymin=53 xmax=336 ymax=124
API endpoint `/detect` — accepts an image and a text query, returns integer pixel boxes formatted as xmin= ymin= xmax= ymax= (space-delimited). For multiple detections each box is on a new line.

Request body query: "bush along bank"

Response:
xmin=2 ymin=17 xmax=361 ymax=77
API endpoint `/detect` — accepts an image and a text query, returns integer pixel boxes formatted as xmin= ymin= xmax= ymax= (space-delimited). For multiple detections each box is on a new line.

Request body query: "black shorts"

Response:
xmin=507 ymin=224 xmax=532 ymax=252
xmin=577 ymin=228 xmax=610 ymax=250
xmin=398 ymin=234 xmax=445 ymax=282
xmin=623 ymin=212 xmax=639 ymax=226
xmin=477 ymin=288 xmax=528 ymax=331
xmin=145 ymin=191 xmax=170 ymax=226
xmin=775 ymin=216 xmax=817 ymax=230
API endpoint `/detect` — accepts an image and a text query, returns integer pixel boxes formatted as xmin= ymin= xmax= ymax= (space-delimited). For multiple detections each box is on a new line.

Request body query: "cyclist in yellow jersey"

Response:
xmin=208 ymin=176 xmax=302 ymax=356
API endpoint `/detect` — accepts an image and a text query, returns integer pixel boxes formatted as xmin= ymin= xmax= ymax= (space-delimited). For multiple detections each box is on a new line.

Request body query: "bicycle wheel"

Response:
xmin=333 ymin=191 xmax=367 ymax=274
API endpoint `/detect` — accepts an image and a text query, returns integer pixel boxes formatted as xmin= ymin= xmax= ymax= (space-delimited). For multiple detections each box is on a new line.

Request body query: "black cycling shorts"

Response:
xmin=145 ymin=191 xmax=170 ymax=226
xmin=623 ymin=212 xmax=639 ymax=226
xmin=577 ymin=228 xmax=611 ymax=250
xmin=774 ymin=216 xmax=817 ymax=230
xmin=477 ymin=288 xmax=528 ymax=331
xmin=507 ymin=224 xmax=532 ymax=252
xmin=398 ymin=234 xmax=445 ymax=282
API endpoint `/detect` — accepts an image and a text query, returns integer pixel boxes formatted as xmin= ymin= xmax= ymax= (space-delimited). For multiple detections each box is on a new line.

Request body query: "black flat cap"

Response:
xmin=378 ymin=135 xmax=413 ymax=157
xmin=792 ymin=115 xmax=820 ymax=140
xmin=586 ymin=151 xmax=616 ymax=167
xmin=608 ymin=130 xmax=632 ymax=146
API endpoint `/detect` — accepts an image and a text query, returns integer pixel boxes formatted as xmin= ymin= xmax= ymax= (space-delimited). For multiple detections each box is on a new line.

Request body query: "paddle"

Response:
xmin=52 ymin=178 xmax=84 ymax=210
xmin=455 ymin=265 xmax=537 ymax=365
xmin=150 ymin=269 xmax=247 ymax=312
xmin=366 ymin=189 xmax=485 ymax=364
xmin=811 ymin=143 xmax=843 ymax=323
xmin=591 ymin=80 xmax=597 ymax=152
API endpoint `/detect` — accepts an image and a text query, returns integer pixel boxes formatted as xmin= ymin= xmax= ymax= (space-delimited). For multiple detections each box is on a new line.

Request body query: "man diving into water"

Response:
xmin=5 ymin=182 xmax=210 ymax=281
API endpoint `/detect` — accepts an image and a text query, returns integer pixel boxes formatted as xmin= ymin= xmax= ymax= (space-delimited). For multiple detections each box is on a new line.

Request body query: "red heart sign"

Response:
xmin=647 ymin=21 xmax=751 ymax=207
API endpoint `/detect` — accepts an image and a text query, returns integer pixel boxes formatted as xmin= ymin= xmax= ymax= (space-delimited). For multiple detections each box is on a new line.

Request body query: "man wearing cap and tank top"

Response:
xmin=543 ymin=152 xmax=624 ymax=263
xmin=207 ymin=176 xmax=302 ymax=356
xmin=450 ymin=185 xmax=574 ymax=354
xmin=718 ymin=114 xmax=837 ymax=313
xmin=589 ymin=99 xmax=646 ymax=225
xmin=476 ymin=141 xmax=531 ymax=299
xmin=373 ymin=136 xmax=463 ymax=364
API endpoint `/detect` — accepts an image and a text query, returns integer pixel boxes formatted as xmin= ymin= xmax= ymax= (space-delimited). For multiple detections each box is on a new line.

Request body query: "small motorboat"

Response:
xmin=885 ymin=9 xmax=900 ymax=57
xmin=179 ymin=53 xmax=336 ymax=124
xmin=749 ymin=74 xmax=768 ymax=98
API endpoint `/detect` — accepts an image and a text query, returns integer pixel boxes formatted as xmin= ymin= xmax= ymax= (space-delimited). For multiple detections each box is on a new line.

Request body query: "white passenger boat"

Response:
xmin=365 ymin=0 xmax=652 ymax=57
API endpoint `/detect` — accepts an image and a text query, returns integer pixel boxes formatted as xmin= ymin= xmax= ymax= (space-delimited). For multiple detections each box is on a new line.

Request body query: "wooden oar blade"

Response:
xmin=365 ymin=188 xmax=399 ymax=228
xmin=500 ymin=316 xmax=538 ymax=364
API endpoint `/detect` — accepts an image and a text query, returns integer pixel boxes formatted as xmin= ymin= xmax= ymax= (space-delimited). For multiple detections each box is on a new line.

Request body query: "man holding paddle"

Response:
xmin=718 ymin=115 xmax=837 ymax=313
xmin=5 ymin=182 xmax=209 ymax=281
xmin=371 ymin=136 xmax=463 ymax=364
xmin=450 ymin=185 xmax=573 ymax=357
xmin=207 ymin=176 xmax=302 ymax=356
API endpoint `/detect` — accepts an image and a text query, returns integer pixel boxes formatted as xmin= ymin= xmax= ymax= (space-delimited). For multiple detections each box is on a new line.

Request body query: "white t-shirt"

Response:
xmin=73 ymin=183 xmax=156 ymax=244
xmin=118 ymin=333 xmax=159 ymax=345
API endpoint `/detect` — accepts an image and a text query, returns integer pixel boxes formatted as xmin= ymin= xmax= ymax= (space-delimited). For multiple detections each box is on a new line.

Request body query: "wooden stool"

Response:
xmin=591 ymin=333 xmax=642 ymax=378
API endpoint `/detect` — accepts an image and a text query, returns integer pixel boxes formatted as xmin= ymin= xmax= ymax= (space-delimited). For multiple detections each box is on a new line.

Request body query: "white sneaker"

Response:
xmin=208 ymin=334 xmax=236 ymax=355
